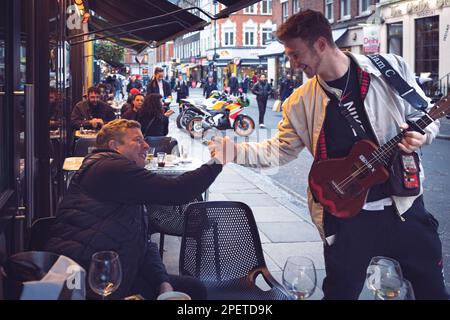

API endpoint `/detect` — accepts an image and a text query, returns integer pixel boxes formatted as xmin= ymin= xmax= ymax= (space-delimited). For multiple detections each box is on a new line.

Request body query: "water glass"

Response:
xmin=180 ymin=144 xmax=190 ymax=160
xmin=88 ymin=251 xmax=122 ymax=300
xmin=282 ymin=256 xmax=317 ymax=300
xmin=366 ymin=256 xmax=403 ymax=300
xmin=157 ymin=152 xmax=166 ymax=168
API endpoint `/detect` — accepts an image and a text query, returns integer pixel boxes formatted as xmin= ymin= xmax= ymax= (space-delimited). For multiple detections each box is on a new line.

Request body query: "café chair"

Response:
xmin=73 ymin=137 xmax=96 ymax=157
xmin=146 ymin=195 xmax=203 ymax=258
xmin=29 ymin=217 xmax=56 ymax=251
xmin=144 ymin=136 xmax=179 ymax=156
xmin=179 ymin=201 xmax=290 ymax=300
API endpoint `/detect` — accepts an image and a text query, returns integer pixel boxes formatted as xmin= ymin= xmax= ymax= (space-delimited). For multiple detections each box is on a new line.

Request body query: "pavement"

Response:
xmin=156 ymin=93 xmax=327 ymax=300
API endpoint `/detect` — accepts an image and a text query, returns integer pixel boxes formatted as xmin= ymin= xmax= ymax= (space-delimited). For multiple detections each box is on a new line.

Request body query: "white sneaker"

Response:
xmin=259 ymin=124 xmax=266 ymax=128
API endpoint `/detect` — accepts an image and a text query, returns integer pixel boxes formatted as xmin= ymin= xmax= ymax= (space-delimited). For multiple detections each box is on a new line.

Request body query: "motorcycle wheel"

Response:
xmin=181 ymin=113 xmax=194 ymax=129
xmin=234 ymin=115 xmax=255 ymax=136
xmin=176 ymin=113 xmax=183 ymax=129
xmin=187 ymin=117 xmax=206 ymax=139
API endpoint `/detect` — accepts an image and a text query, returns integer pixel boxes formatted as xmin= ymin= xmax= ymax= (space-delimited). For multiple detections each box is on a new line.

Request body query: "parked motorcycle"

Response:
xmin=187 ymin=97 xmax=254 ymax=138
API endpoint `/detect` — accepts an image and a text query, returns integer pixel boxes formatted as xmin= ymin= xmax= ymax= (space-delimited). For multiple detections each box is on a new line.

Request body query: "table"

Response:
xmin=145 ymin=157 xmax=209 ymax=200
xmin=74 ymin=130 xmax=98 ymax=139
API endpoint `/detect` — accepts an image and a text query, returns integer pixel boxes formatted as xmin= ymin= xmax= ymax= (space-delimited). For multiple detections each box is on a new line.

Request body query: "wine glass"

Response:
xmin=88 ymin=251 xmax=122 ymax=300
xmin=366 ymin=256 xmax=403 ymax=300
xmin=282 ymin=256 xmax=317 ymax=300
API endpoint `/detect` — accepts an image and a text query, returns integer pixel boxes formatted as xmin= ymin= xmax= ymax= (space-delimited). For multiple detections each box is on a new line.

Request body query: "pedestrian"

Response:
xmin=228 ymin=73 xmax=239 ymax=96
xmin=279 ymin=74 xmax=294 ymax=101
xmin=203 ymin=76 xmax=218 ymax=98
xmin=209 ymin=9 xmax=448 ymax=300
xmin=251 ymin=74 xmax=272 ymax=128
xmin=175 ymin=74 xmax=189 ymax=113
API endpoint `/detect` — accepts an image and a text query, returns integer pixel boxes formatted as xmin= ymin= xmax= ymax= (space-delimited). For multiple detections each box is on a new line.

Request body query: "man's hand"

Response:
xmin=208 ymin=136 xmax=236 ymax=165
xmin=164 ymin=109 xmax=175 ymax=117
xmin=398 ymin=123 xmax=426 ymax=153
xmin=159 ymin=282 xmax=174 ymax=295
xmin=90 ymin=118 xmax=104 ymax=129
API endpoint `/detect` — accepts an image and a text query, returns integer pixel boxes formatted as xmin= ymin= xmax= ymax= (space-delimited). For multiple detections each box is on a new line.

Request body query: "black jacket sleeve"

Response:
xmin=82 ymin=157 xmax=223 ymax=205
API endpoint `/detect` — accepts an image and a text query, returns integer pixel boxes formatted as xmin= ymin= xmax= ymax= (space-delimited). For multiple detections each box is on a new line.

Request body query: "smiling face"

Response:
xmin=284 ymin=37 xmax=323 ymax=79
xmin=109 ymin=128 xmax=149 ymax=167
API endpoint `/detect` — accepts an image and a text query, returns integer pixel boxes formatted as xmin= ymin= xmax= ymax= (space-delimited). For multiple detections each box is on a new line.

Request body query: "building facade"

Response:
xmin=378 ymin=0 xmax=450 ymax=96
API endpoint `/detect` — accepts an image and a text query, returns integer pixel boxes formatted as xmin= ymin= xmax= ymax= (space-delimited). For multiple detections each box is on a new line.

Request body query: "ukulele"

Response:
xmin=308 ymin=93 xmax=450 ymax=218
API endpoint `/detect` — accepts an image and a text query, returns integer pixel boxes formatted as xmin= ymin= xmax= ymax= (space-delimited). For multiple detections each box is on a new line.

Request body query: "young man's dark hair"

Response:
xmin=277 ymin=9 xmax=335 ymax=47
xmin=87 ymin=86 xmax=101 ymax=95
xmin=154 ymin=67 xmax=164 ymax=75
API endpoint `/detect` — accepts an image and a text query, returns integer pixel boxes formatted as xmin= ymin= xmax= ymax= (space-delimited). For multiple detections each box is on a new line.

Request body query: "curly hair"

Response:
xmin=140 ymin=93 xmax=163 ymax=120
xmin=277 ymin=9 xmax=335 ymax=47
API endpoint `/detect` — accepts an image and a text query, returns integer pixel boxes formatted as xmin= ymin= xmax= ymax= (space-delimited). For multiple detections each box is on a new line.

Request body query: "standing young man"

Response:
xmin=209 ymin=10 xmax=448 ymax=300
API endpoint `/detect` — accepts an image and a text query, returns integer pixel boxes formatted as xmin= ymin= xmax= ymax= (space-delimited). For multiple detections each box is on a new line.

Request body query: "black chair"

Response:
xmin=73 ymin=137 xmax=96 ymax=157
xmin=179 ymin=201 xmax=290 ymax=300
xmin=144 ymin=136 xmax=179 ymax=156
xmin=29 ymin=217 xmax=56 ymax=251
xmin=146 ymin=195 xmax=203 ymax=258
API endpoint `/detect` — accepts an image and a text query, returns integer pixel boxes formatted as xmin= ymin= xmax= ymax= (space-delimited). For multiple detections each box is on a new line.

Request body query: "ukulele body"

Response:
xmin=308 ymin=139 xmax=390 ymax=218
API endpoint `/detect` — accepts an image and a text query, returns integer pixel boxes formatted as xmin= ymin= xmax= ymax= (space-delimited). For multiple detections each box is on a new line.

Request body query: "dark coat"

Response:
xmin=138 ymin=113 xmax=169 ymax=137
xmin=203 ymin=82 xmax=218 ymax=98
xmin=70 ymin=100 xmax=115 ymax=130
xmin=252 ymin=81 xmax=272 ymax=99
xmin=280 ymin=79 xmax=294 ymax=100
xmin=44 ymin=150 xmax=222 ymax=299
xmin=175 ymin=80 xmax=189 ymax=103
xmin=146 ymin=79 xmax=172 ymax=98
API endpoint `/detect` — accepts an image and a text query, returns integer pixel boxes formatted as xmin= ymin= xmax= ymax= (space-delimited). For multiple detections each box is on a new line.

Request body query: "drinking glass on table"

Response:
xmin=146 ymin=147 xmax=156 ymax=161
xmin=366 ymin=256 xmax=403 ymax=300
xmin=180 ymin=143 xmax=190 ymax=160
xmin=88 ymin=251 xmax=122 ymax=300
xmin=282 ymin=256 xmax=317 ymax=300
xmin=157 ymin=152 xmax=166 ymax=168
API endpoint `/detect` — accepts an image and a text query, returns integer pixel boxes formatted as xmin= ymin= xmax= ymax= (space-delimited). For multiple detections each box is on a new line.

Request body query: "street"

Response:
xmin=183 ymin=88 xmax=450 ymax=289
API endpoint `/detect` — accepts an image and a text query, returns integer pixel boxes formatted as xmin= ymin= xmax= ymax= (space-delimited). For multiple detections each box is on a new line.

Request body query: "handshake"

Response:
xmin=208 ymin=136 xmax=237 ymax=165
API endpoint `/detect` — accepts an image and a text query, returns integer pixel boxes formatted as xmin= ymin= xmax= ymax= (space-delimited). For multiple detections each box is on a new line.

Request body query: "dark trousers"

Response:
xmin=256 ymin=96 xmax=268 ymax=125
xmin=322 ymin=196 xmax=448 ymax=300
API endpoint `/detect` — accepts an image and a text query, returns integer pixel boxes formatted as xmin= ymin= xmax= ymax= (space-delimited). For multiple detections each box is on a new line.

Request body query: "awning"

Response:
xmin=215 ymin=0 xmax=262 ymax=19
xmin=258 ymin=41 xmax=285 ymax=57
xmin=332 ymin=28 xmax=348 ymax=42
xmin=85 ymin=0 xmax=209 ymax=52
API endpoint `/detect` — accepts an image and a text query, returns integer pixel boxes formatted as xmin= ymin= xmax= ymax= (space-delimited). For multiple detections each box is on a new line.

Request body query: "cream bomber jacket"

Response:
xmin=235 ymin=52 xmax=440 ymax=240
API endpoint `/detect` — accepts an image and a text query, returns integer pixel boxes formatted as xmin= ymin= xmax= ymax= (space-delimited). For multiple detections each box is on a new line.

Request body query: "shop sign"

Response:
xmin=362 ymin=25 xmax=380 ymax=54
xmin=233 ymin=57 xmax=241 ymax=65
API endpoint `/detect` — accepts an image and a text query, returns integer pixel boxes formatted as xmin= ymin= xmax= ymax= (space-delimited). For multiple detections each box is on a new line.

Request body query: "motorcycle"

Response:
xmin=186 ymin=96 xmax=255 ymax=138
xmin=176 ymin=91 xmax=228 ymax=129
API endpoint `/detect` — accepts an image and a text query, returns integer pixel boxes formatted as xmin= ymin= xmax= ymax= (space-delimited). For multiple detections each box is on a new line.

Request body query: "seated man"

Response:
xmin=44 ymin=119 xmax=225 ymax=299
xmin=71 ymin=86 xmax=115 ymax=131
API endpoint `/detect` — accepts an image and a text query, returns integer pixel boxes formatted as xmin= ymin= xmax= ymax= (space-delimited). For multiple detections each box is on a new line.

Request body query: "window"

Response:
xmin=387 ymin=22 xmax=403 ymax=56
xmin=340 ymin=0 xmax=350 ymax=19
xmin=293 ymin=0 xmax=300 ymax=14
xmin=223 ymin=27 xmax=234 ymax=46
xmin=282 ymin=2 xmax=289 ymax=23
xmin=359 ymin=0 xmax=371 ymax=15
xmin=415 ymin=16 xmax=439 ymax=83
xmin=244 ymin=26 xmax=255 ymax=46
xmin=261 ymin=0 xmax=272 ymax=15
xmin=262 ymin=27 xmax=272 ymax=45
xmin=244 ymin=4 xmax=255 ymax=14
xmin=325 ymin=0 xmax=334 ymax=21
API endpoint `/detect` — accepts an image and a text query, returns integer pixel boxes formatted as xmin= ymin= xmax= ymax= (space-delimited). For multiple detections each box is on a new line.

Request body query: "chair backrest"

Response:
xmin=29 ymin=217 xmax=56 ymax=251
xmin=73 ymin=137 xmax=97 ymax=157
xmin=179 ymin=201 xmax=266 ymax=282
xmin=144 ymin=136 xmax=179 ymax=156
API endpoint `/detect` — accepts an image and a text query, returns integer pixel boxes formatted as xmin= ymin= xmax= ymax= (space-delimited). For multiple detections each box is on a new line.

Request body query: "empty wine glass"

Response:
xmin=88 ymin=251 xmax=122 ymax=300
xmin=366 ymin=256 xmax=403 ymax=300
xmin=282 ymin=256 xmax=317 ymax=300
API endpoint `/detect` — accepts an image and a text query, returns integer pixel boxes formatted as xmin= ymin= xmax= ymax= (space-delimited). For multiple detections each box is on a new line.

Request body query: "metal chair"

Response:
xmin=29 ymin=217 xmax=56 ymax=251
xmin=146 ymin=195 xmax=203 ymax=258
xmin=179 ymin=201 xmax=290 ymax=300
xmin=144 ymin=136 xmax=179 ymax=156
xmin=73 ymin=137 xmax=96 ymax=157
